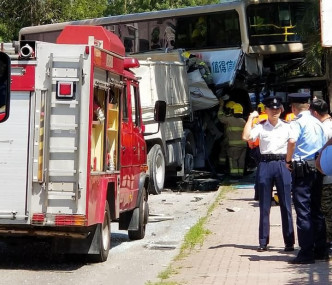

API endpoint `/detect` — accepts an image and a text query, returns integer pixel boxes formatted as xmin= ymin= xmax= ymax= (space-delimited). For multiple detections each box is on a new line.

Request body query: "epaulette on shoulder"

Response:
xmin=281 ymin=119 xmax=289 ymax=123
xmin=259 ymin=120 xmax=267 ymax=124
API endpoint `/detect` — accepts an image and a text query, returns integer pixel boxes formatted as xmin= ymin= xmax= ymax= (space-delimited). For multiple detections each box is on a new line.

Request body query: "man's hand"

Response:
xmin=249 ymin=110 xmax=259 ymax=119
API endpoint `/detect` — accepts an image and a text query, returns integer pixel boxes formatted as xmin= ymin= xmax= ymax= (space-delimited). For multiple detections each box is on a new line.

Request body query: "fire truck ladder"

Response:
xmin=43 ymin=54 xmax=84 ymax=206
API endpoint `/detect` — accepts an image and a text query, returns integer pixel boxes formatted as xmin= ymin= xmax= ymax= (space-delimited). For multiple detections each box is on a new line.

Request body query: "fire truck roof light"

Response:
xmin=124 ymin=57 xmax=140 ymax=69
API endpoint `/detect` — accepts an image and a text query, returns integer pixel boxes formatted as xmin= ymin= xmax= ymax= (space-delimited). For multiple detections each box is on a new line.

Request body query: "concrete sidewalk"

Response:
xmin=167 ymin=182 xmax=332 ymax=285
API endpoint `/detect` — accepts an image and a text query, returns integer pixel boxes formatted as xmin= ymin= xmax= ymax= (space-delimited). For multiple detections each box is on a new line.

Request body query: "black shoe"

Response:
xmin=289 ymin=257 xmax=315 ymax=264
xmin=284 ymin=245 xmax=294 ymax=252
xmin=257 ymin=245 xmax=267 ymax=252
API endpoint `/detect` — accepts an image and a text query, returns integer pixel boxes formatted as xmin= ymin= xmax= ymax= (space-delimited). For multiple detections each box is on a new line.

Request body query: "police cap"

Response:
xmin=288 ymin=93 xmax=310 ymax=103
xmin=262 ymin=96 xmax=282 ymax=109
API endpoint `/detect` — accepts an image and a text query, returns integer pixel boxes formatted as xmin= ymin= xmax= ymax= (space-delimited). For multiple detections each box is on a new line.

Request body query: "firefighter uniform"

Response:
xmin=218 ymin=101 xmax=247 ymax=177
xmin=244 ymin=96 xmax=294 ymax=251
xmin=218 ymin=100 xmax=236 ymax=166
xmin=286 ymin=93 xmax=327 ymax=264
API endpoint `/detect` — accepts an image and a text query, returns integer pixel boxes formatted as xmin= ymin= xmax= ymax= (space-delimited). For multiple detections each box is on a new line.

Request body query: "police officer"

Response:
xmin=243 ymin=96 xmax=294 ymax=251
xmin=248 ymin=102 xmax=268 ymax=200
xmin=310 ymin=98 xmax=332 ymax=258
xmin=286 ymin=93 xmax=327 ymax=264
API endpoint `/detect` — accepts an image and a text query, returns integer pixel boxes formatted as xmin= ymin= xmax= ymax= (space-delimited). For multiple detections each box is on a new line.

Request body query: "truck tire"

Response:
xmin=147 ymin=144 xmax=165 ymax=195
xmin=128 ymin=187 xmax=148 ymax=240
xmin=90 ymin=201 xmax=111 ymax=262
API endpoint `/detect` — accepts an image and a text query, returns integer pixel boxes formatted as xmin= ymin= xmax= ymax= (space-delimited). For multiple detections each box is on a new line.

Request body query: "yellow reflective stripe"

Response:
xmin=230 ymin=169 xmax=244 ymax=174
xmin=228 ymin=127 xmax=243 ymax=131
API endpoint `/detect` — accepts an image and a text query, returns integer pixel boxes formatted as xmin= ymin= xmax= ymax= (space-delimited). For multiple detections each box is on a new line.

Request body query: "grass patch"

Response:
xmin=146 ymin=185 xmax=233 ymax=285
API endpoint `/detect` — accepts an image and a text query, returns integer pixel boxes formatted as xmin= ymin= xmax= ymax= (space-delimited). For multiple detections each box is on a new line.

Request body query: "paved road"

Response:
xmin=0 ymin=188 xmax=218 ymax=285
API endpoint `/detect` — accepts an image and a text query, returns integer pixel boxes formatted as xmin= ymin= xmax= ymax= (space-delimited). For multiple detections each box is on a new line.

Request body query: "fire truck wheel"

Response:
xmin=91 ymin=201 xmax=111 ymax=262
xmin=128 ymin=188 xmax=148 ymax=240
xmin=147 ymin=144 xmax=165 ymax=195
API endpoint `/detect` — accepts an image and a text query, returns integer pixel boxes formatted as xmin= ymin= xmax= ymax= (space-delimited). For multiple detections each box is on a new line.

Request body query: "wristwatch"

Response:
xmin=286 ymin=160 xmax=292 ymax=164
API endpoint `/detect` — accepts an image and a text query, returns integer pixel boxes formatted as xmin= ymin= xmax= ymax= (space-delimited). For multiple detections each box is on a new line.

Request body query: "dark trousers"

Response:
xmin=257 ymin=160 xmax=294 ymax=246
xmin=292 ymin=170 xmax=326 ymax=258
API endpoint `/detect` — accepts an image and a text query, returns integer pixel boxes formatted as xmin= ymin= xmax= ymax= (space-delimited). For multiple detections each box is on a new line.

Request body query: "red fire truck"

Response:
xmin=0 ymin=25 xmax=165 ymax=262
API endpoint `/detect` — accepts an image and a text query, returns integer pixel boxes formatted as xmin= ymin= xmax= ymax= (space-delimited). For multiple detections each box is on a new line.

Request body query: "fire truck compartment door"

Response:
xmin=0 ymin=91 xmax=30 ymax=220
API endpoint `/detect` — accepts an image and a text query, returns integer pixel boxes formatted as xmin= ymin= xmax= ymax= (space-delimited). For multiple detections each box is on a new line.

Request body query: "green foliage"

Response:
xmin=106 ymin=0 xmax=218 ymax=15
xmin=0 ymin=0 xmax=108 ymax=41
xmin=296 ymin=0 xmax=325 ymax=76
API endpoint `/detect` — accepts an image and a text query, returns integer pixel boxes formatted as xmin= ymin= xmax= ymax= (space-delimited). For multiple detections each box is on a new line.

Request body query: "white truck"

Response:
xmin=132 ymin=51 xmax=222 ymax=194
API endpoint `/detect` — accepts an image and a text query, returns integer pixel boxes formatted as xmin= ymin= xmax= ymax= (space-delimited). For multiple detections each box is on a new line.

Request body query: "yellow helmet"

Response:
xmin=232 ymin=103 xmax=243 ymax=114
xmin=257 ymin=102 xmax=265 ymax=113
xmin=225 ymin=101 xmax=236 ymax=109
xmin=182 ymin=51 xmax=191 ymax=59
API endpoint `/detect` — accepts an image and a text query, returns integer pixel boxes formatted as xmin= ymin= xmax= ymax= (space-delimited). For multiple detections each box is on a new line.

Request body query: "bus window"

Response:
xmin=175 ymin=10 xmax=241 ymax=50
xmin=247 ymin=2 xmax=307 ymax=45
xmin=0 ymin=51 xmax=10 ymax=123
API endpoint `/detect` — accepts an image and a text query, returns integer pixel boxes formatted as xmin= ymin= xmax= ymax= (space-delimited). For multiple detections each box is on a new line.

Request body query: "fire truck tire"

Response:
xmin=128 ymin=188 xmax=148 ymax=240
xmin=90 ymin=201 xmax=111 ymax=262
xmin=147 ymin=144 xmax=165 ymax=195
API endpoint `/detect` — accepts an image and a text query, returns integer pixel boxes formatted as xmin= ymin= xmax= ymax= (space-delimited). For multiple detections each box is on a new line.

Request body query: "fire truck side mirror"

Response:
xmin=154 ymin=100 xmax=166 ymax=123
xmin=0 ymin=52 xmax=11 ymax=123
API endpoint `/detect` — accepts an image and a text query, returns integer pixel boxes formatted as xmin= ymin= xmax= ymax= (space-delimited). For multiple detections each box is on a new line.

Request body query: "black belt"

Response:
xmin=260 ymin=154 xmax=286 ymax=162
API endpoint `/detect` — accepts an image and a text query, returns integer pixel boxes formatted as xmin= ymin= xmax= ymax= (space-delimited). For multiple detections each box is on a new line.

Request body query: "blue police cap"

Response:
xmin=288 ymin=93 xmax=310 ymax=103
xmin=262 ymin=96 xmax=282 ymax=109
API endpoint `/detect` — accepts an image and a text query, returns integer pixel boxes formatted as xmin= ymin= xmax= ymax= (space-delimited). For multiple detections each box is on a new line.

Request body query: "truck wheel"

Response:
xmin=147 ymin=144 xmax=165 ymax=195
xmin=128 ymin=188 xmax=148 ymax=240
xmin=90 ymin=201 xmax=111 ymax=262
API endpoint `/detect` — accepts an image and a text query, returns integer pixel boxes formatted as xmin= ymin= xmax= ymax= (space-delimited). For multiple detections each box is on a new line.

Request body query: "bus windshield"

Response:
xmin=247 ymin=2 xmax=307 ymax=45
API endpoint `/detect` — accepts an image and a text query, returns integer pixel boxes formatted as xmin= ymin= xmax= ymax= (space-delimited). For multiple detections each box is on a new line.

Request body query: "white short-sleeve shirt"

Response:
xmin=249 ymin=119 xmax=291 ymax=154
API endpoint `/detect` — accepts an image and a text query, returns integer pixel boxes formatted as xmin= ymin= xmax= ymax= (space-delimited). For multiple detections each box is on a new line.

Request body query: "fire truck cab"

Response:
xmin=0 ymin=26 xmax=165 ymax=262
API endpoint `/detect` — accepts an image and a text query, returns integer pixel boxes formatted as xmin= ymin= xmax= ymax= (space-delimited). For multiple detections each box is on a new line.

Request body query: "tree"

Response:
xmin=106 ymin=0 xmax=218 ymax=16
xmin=0 ymin=0 xmax=108 ymax=41
xmin=297 ymin=0 xmax=332 ymax=106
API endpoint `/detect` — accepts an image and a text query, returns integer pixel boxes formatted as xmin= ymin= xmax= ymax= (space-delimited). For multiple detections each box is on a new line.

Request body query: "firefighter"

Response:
xmin=218 ymin=100 xmax=247 ymax=177
xmin=218 ymin=100 xmax=236 ymax=167
xmin=182 ymin=51 xmax=213 ymax=86
xmin=191 ymin=16 xmax=207 ymax=47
